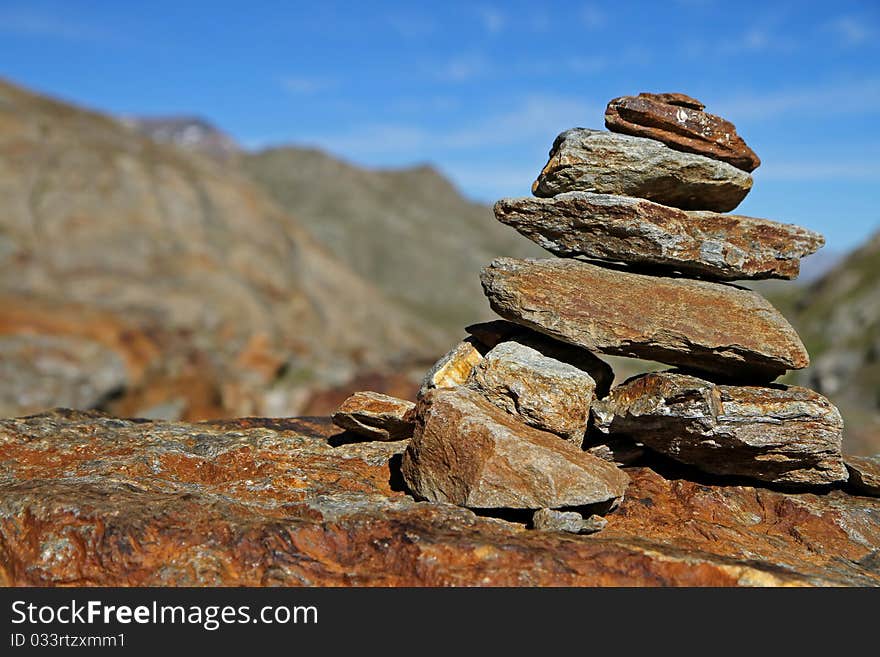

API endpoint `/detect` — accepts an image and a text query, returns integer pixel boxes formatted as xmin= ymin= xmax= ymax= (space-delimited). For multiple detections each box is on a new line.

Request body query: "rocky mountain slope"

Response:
xmin=786 ymin=231 xmax=880 ymax=453
xmin=0 ymin=79 xmax=440 ymax=419
xmin=242 ymin=148 xmax=543 ymax=333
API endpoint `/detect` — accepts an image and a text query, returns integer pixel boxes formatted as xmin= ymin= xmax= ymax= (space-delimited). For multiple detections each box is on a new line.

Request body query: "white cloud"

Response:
xmin=714 ymin=79 xmax=880 ymax=121
xmin=478 ymin=7 xmax=506 ymax=34
xmin=827 ymin=15 xmax=876 ymax=47
xmin=433 ymin=54 xmax=493 ymax=82
xmin=309 ymin=94 xmax=601 ymax=158
xmin=716 ymin=25 xmax=798 ymax=54
xmin=281 ymin=76 xmax=336 ymax=96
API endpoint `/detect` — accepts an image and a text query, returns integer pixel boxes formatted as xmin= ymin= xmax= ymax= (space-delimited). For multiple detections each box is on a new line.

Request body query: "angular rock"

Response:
xmin=402 ymin=387 xmax=629 ymax=509
xmin=532 ymin=129 xmax=752 ymax=212
xmin=495 ymin=192 xmax=824 ymax=281
xmin=637 ymin=92 xmax=705 ymax=110
xmin=467 ymin=341 xmax=597 ymax=446
xmin=845 ymin=455 xmax=880 ymax=496
xmin=481 ymin=258 xmax=809 ymax=381
xmin=605 ymin=94 xmax=761 ymax=172
xmin=331 ymin=391 xmax=415 ymax=441
xmin=418 ymin=337 xmax=485 ymax=397
xmin=532 ymin=508 xmax=607 ymax=534
xmin=2 ymin=410 xmax=880 ymax=586
xmin=593 ymin=372 xmax=848 ymax=486
xmin=466 ymin=319 xmax=613 ymax=396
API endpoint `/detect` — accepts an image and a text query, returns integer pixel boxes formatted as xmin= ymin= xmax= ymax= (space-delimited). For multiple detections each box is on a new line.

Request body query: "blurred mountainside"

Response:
xmin=0 ymin=79 xmax=877 ymax=452
xmin=784 ymin=232 xmax=880 ymax=453
xmin=0 ymin=79 xmax=444 ymax=419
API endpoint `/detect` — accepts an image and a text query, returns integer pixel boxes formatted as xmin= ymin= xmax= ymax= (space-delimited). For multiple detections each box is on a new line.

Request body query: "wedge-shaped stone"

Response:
xmin=331 ymin=391 xmax=415 ymax=441
xmin=593 ymin=372 xmax=847 ymax=486
xmin=532 ymin=129 xmax=752 ymax=212
xmin=402 ymin=387 xmax=629 ymax=509
xmin=467 ymin=340 xmax=596 ymax=446
xmin=495 ymin=192 xmax=824 ymax=281
xmin=480 ymin=257 xmax=809 ymax=381
xmin=605 ymin=94 xmax=761 ymax=172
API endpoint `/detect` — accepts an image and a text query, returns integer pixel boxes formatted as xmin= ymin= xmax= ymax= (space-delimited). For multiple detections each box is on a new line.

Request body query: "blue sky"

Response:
xmin=1 ymin=0 xmax=878 ymax=253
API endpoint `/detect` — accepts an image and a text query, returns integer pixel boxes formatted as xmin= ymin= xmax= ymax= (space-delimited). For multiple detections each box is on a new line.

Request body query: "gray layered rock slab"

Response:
xmin=494 ymin=192 xmax=824 ymax=281
xmin=532 ymin=508 xmax=608 ymax=534
xmin=467 ymin=340 xmax=596 ymax=446
xmin=593 ymin=372 xmax=847 ymax=486
xmin=331 ymin=391 xmax=415 ymax=441
xmin=466 ymin=319 xmax=613 ymax=396
xmin=402 ymin=387 xmax=629 ymax=509
xmin=845 ymin=455 xmax=880 ymax=496
xmin=480 ymin=258 xmax=809 ymax=381
xmin=532 ymin=129 xmax=752 ymax=212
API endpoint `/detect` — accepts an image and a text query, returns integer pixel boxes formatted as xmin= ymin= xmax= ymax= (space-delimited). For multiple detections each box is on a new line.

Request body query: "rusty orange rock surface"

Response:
xmin=1 ymin=410 xmax=878 ymax=586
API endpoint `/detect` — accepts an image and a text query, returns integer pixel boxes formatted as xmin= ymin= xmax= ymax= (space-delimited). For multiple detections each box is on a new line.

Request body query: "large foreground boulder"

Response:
xmin=0 ymin=410 xmax=878 ymax=586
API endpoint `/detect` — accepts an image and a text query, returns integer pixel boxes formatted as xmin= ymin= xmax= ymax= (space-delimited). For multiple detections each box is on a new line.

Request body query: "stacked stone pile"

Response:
xmin=333 ymin=92 xmax=877 ymax=534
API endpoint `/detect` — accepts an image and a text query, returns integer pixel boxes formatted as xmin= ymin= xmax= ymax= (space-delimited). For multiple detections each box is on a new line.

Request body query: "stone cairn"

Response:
xmin=333 ymin=92 xmax=878 ymax=534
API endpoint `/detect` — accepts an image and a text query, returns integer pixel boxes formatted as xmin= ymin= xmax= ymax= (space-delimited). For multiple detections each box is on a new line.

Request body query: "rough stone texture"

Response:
xmin=593 ymin=372 xmax=847 ymax=486
xmin=0 ymin=79 xmax=445 ymax=421
xmin=495 ymin=192 xmax=824 ymax=281
xmin=481 ymin=258 xmax=809 ymax=381
xmin=533 ymin=508 xmax=608 ymax=534
xmin=402 ymin=387 xmax=629 ymax=509
xmin=331 ymin=391 xmax=415 ymax=441
xmin=418 ymin=338 xmax=485 ymax=397
xmin=605 ymin=94 xmax=761 ymax=172
xmin=637 ymin=92 xmax=705 ymax=110
xmin=467 ymin=341 xmax=596 ymax=446
xmin=1 ymin=410 xmax=879 ymax=586
xmin=845 ymin=455 xmax=880 ymax=496
xmin=532 ymin=129 xmax=752 ymax=212
xmin=465 ymin=320 xmax=613 ymax=396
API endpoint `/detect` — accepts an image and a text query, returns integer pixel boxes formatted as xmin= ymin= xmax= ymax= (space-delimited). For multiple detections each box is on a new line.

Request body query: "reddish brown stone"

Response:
xmin=605 ymin=94 xmax=761 ymax=172
xmin=638 ymin=92 xmax=705 ymax=110
xmin=0 ymin=410 xmax=878 ymax=586
xmin=481 ymin=258 xmax=809 ymax=381
xmin=331 ymin=391 xmax=416 ymax=441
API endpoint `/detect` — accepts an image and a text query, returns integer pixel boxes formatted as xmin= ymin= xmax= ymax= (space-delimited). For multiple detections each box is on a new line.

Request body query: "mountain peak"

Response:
xmin=122 ymin=115 xmax=239 ymax=161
